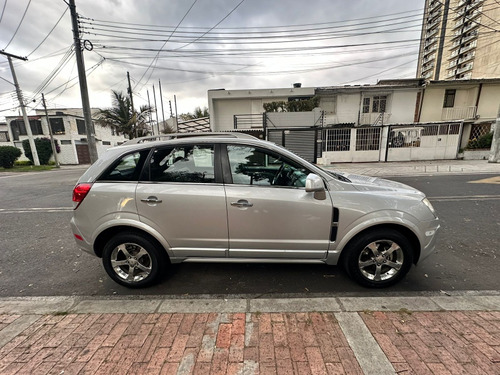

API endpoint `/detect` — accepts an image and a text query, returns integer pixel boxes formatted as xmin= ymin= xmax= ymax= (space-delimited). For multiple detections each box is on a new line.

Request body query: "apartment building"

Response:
xmin=417 ymin=0 xmax=500 ymax=80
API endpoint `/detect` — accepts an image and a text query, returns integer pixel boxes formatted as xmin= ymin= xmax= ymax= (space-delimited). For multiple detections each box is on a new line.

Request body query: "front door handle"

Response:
xmin=141 ymin=196 xmax=162 ymax=204
xmin=230 ymin=199 xmax=253 ymax=208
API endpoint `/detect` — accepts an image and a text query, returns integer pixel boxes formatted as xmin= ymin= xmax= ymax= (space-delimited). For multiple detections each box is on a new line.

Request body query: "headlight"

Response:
xmin=422 ymin=198 xmax=437 ymax=217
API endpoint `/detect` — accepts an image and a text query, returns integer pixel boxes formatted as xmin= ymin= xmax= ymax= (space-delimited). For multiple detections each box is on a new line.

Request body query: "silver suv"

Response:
xmin=71 ymin=133 xmax=439 ymax=288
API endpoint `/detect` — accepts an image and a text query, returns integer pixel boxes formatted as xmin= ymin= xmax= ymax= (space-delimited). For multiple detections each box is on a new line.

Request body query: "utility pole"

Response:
xmin=489 ymin=104 xmax=500 ymax=163
xmin=41 ymin=93 xmax=60 ymax=168
xmin=1 ymin=51 xmax=40 ymax=165
xmin=147 ymin=90 xmax=154 ymax=135
xmin=126 ymin=71 xmax=137 ymax=137
xmin=174 ymin=95 xmax=179 ymax=132
xmin=159 ymin=80 xmax=166 ymax=130
xmin=152 ymin=85 xmax=160 ymax=134
xmin=68 ymin=0 xmax=98 ymax=163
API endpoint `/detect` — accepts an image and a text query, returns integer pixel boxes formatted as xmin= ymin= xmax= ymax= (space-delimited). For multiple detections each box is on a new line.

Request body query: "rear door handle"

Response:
xmin=141 ymin=196 xmax=162 ymax=204
xmin=231 ymin=199 xmax=253 ymax=208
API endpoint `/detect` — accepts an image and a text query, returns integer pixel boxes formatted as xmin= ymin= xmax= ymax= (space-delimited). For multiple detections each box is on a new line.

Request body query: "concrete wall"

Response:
xmin=209 ymin=87 xmax=315 ymax=131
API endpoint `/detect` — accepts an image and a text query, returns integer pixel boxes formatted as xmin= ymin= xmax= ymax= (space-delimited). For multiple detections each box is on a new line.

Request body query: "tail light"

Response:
xmin=72 ymin=183 xmax=93 ymax=209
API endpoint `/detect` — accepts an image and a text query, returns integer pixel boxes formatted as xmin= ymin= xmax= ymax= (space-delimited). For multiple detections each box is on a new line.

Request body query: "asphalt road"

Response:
xmin=0 ymin=167 xmax=498 ymax=297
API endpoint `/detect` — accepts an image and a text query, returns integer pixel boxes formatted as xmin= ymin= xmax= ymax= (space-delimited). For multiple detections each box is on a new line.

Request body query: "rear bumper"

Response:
xmin=70 ymin=217 xmax=95 ymax=256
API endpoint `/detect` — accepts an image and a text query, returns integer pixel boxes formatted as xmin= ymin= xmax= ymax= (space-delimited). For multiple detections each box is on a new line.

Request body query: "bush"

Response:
xmin=0 ymin=146 xmax=22 ymax=168
xmin=14 ymin=160 xmax=33 ymax=166
xmin=22 ymin=138 xmax=54 ymax=165
xmin=466 ymin=132 xmax=493 ymax=150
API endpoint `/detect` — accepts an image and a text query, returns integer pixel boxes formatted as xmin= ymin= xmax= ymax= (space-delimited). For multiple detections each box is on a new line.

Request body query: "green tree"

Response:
xmin=263 ymin=96 xmax=320 ymax=112
xmin=95 ymin=90 xmax=153 ymax=139
xmin=179 ymin=106 xmax=209 ymax=121
xmin=22 ymin=138 xmax=54 ymax=165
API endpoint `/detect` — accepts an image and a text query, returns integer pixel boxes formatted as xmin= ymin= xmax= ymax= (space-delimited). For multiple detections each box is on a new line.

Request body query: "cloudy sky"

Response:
xmin=0 ymin=0 xmax=425 ymax=122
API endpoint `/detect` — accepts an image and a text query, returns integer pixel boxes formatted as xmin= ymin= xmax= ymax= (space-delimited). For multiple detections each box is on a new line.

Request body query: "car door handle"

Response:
xmin=231 ymin=200 xmax=253 ymax=208
xmin=141 ymin=196 xmax=162 ymax=204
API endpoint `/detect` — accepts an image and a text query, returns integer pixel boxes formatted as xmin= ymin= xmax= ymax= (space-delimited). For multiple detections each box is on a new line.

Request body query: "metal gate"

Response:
xmin=386 ymin=122 xmax=462 ymax=161
xmin=267 ymin=128 xmax=320 ymax=163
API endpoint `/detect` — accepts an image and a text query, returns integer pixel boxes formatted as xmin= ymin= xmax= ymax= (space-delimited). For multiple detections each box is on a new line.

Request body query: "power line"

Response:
xmin=133 ymin=0 xmax=199 ymax=91
xmin=27 ymin=8 xmax=68 ymax=57
xmin=0 ymin=0 xmax=7 ymax=24
xmin=81 ymin=7 xmax=424 ymax=31
xmin=3 ymin=0 xmax=32 ymax=50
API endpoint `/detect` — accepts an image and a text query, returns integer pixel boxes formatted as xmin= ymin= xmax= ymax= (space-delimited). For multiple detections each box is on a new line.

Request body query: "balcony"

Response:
xmin=422 ymin=54 xmax=436 ymax=64
xmin=359 ymin=113 xmax=391 ymax=126
xmin=463 ymin=21 xmax=480 ymax=34
xmin=458 ymin=51 xmax=475 ymax=64
xmin=428 ymin=0 xmax=441 ymax=12
xmin=424 ymin=37 xmax=437 ymax=48
xmin=456 ymin=62 xmax=474 ymax=74
xmin=427 ymin=27 xmax=439 ymax=38
xmin=422 ymin=63 xmax=435 ymax=73
xmin=449 ymin=60 xmax=458 ymax=68
xmin=441 ymin=106 xmax=477 ymax=121
xmin=461 ymin=40 xmax=477 ymax=53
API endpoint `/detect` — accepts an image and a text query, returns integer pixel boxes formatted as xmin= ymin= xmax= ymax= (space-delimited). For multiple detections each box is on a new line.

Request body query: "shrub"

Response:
xmin=466 ymin=132 xmax=493 ymax=150
xmin=0 ymin=146 xmax=22 ymax=168
xmin=14 ymin=160 xmax=33 ymax=166
xmin=22 ymin=138 xmax=54 ymax=165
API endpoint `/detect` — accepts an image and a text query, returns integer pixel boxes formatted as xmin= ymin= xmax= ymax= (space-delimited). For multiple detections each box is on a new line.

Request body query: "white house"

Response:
xmin=3 ymin=108 xmax=127 ymax=164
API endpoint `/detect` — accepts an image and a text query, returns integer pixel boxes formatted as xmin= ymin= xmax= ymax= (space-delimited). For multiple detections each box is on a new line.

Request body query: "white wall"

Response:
xmin=208 ymin=87 xmax=315 ymax=131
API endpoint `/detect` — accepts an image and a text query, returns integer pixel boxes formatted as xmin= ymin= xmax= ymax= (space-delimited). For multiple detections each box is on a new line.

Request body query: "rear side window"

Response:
xmin=99 ymin=150 xmax=149 ymax=181
xmin=149 ymin=144 xmax=215 ymax=183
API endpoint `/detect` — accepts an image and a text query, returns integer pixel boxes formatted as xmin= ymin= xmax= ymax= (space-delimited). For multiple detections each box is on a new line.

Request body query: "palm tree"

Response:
xmin=95 ymin=90 xmax=153 ymax=139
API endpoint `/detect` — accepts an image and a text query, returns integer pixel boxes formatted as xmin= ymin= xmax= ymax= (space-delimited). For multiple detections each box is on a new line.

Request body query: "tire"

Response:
xmin=343 ymin=229 xmax=414 ymax=288
xmin=102 ymin=232 xmax=166 ymax=288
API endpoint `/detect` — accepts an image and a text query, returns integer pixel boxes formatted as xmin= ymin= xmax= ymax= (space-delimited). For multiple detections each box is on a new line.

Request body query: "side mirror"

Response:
xmin=305 ymin=173 xmax=324 ymax=192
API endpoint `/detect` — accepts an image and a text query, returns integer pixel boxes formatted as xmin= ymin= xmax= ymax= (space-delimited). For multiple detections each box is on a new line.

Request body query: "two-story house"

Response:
xmin=3 ymin=108 xmax=127 ymax=164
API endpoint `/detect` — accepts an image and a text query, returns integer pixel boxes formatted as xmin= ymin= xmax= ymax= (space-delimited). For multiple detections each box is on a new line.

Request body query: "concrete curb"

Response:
xmin=1 ymin=293 xmax=499 ymax=315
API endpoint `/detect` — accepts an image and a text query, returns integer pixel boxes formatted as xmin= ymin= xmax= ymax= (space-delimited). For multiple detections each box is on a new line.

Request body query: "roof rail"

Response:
xmin=121 ymin=132 xmax=257 ymax=145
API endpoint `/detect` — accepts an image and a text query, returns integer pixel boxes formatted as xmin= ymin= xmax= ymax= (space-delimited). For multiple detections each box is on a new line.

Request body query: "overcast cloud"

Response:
xmin=0 ymin=0 xmax=425 ymax=121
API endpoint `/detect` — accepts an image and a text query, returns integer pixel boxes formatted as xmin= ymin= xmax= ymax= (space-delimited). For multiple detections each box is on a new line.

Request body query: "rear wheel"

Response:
xmin=343 ymin=229 xmax=414 ymax=288
xmin=102 ymin=233 xmax=166 ymax=288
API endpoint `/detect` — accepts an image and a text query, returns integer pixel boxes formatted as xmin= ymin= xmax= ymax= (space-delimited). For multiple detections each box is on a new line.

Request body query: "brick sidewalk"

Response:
xmin=1 ymin=309 xmax=499 ymax=374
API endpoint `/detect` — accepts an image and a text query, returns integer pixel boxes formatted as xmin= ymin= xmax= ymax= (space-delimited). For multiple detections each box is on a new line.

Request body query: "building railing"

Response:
xmin=233 ymin=114 xmax=264 ymax=129
xmin=441 ymin=106 xmax=477 ymax=121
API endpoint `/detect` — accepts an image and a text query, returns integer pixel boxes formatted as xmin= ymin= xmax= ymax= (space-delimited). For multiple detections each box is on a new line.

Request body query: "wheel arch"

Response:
xmin=94 ymin=225 xmax=171 ymax=262
xmin=338 ymin=223 xmax=421 ymax=266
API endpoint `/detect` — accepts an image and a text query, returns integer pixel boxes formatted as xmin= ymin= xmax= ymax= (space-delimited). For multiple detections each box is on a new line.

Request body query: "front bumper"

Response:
xmin=418 ymin=218 xmax=441 ymax=262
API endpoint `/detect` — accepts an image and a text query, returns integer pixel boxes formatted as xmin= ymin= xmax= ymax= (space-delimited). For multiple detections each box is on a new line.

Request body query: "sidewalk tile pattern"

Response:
xmin=361 ymin=310 xmax=500 ymax=375
xmin=0 ymin=312 xmax=363 ymax=375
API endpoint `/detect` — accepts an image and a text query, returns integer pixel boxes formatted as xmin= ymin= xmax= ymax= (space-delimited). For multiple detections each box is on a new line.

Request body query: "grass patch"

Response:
xmin=0 ymin=165 xmax=55 ymax=173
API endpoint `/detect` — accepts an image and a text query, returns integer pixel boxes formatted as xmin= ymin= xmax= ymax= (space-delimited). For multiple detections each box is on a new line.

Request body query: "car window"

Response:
xmin=226 ymin=145 xmax=309 ymax=187
xmin=98 ymin=150 xmax=149 ymax=181
xmin=149 ymin=144 xmax=215 ymax=183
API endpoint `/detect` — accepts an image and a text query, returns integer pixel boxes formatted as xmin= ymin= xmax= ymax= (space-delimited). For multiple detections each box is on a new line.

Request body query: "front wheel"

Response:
xmin=343 ymin=229 xmax=414 ymax=288
xmin=102 ymin=233 xmax=166 ymax=288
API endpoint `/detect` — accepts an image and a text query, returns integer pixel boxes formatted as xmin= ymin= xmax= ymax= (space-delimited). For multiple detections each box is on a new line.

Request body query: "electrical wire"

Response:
xmin=133 ymin=0 xmax=199 ymax=91
xmin=27 ymin=8 xmax=69 ymax=57
xmin=0 ymin=0 xmax=7 ymax=24
xmin=3 ymin=0 xmax=32 ymax=50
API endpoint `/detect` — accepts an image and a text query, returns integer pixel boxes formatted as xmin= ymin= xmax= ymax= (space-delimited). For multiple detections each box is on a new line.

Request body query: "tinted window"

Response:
xmin=99 ymin=150 xmax=149 ymax=181
xmin=149 ymin=145 xmax=215 ymax=183
xmin=227 ymin=145 xmax=309 ymax=187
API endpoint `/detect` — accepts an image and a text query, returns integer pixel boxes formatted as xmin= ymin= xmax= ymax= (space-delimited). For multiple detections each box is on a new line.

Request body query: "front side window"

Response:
xmin=227 ymin=145 xmax=309 ymax=188
xmin=149 ymin=144 xmax=215 ymax=183
xmin=99 ymin=150 xmax=149 ymax=181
